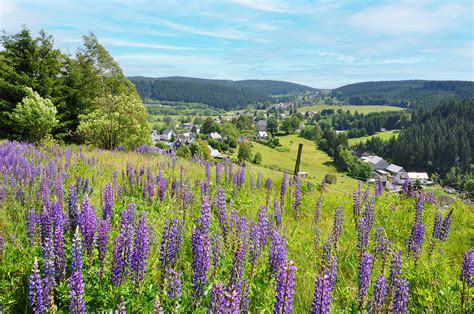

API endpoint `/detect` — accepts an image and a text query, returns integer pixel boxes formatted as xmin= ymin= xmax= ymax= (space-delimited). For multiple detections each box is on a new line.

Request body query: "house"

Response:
xmin=176 ymin=132 xmax=194 ymax=145
xmin=256 ymin=131 xmax=268 ymax=141
xmin=256 ymin=120 xmax=267 ymax=132
xmin=386 ymin=164 xmax=406 ymax=175
xmin=364 ymin=156 xmax=389 ymax=170
xmin=237 ymin=135 xmax=248 ymax=143
xmin=208 ymin=145 xmax=221 ymax=158
xmin=406 ymin=172 xmax=429 ymax=185
xmin=161 ymin=128 xmax=175 ymax=141
xmin=182 ymin=122 xmax=193 ymax=130
xmin=151 ymin=130 xmax=160 ymax=144
xmin=373 ymin=170 xmax=389 ymax=183
xmin=208 ymin=132 xmax=223 ymax=141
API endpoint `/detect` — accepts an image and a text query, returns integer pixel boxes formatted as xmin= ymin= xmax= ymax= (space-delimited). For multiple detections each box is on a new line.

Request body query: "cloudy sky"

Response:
xmin=1 ymin=0 xmax=472 ymax=88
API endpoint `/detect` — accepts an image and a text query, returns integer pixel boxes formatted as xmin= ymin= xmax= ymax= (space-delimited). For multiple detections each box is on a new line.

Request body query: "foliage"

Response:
xmin=299 ymin=124 xmax=321 ymax=141
xmin=253 ymin=152 xmax=263 ymax=164
xmin=332 ymin=80 xmax=474 ymax=108
xmin=78 ymin=93 xmax=151 ymax=149
xmin=267 ymin=116 xmax=279 ymax=135
xmin=238 ymin=142 xmax=253 ymax=162
xmin=201 ymin=117 xmax=221 ymax=134
xmin=281 ymin=116 xmax=301 ymax=134
xmin=235 ymin=115 xmax=253 ymax=131
xmin=9 ymin=87 xmax=58 ymax=142
xmin=176 ymin=145 xmax=191 ymax=158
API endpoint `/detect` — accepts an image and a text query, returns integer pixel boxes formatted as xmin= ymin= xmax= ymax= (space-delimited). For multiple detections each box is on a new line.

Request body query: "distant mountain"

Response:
xmin=332 ymin=80 xmax=474 ymax=108
xmin=128 ymin=76 xmax=318 ymax=110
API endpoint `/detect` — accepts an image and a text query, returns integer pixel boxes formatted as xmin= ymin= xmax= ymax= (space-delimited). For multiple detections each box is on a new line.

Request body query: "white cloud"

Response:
xmin=349 ymin=2 xmax=469 ymax=35
xmin=115 ymin=53 xmax=219 ymax=64
xmin=232 ymin=0 xmax=287 ymax=13
xmin=155 ymin=18 xmax=252 ymax=40
xmin=99 ymin=38 xmax=194 ymax=51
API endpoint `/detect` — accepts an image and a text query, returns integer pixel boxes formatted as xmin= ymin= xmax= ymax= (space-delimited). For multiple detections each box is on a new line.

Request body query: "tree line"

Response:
xmin=0 ymin=27 xmax=150 ymax=149
xmin=355 ymin=99 xmax=474 ymax=192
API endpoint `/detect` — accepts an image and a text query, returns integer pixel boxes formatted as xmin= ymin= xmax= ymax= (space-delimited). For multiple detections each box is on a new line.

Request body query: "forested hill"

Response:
xmin=332 ymin=80 xmax=474 ymax=108
xmin=128 ymin=76 xmax=317 ymax=109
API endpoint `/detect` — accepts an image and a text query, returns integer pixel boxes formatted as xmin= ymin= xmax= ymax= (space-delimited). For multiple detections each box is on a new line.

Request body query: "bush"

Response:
xmin=9 ymin=87 xmax=58 ymax=143
xmin=155 ymin=141 xmax=167 ymax=149
xmin=78 ymin=93 xmax=150 ymax=149
xmin=177 ymin=145 xmax=191 ymax=158
xmin=238 ymin=142 xmax=252 ymax=162
xmin=253 ymin=152 xmax=262 ymax=164
xmin=324 ymin=174 xmax=337 ymax=184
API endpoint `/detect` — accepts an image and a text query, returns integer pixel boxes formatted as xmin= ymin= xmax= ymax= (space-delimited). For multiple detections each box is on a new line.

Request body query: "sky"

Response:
xmin=1 ymin=0 xmax=473 ymax=88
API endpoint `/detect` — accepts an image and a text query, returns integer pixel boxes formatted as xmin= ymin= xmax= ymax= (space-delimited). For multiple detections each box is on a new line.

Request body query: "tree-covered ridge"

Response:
xmin=355 ymin=99 xmax=474 ymax=192
xmin=128 ymin=76 xmax=317 ymax=109
xmin=332 ymin=80 xmax=474 ymax=108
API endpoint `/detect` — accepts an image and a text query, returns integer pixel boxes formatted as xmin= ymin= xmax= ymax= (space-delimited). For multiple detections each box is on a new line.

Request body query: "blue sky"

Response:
xmin=1 ymin=0 xmax=472 ymax=88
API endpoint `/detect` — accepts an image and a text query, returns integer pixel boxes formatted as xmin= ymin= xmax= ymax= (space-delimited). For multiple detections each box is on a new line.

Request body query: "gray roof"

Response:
xmin=368 ymin=156 xmax=385 ymax=165
xmin=209 ymin=132 xmax=222 ymax=139
xmin=257 ymin=120 xmax=267 ymax=126
xmin=386 ymin=164 xmax=404 ymax=173
xmin=162 ymin=128 xmax=174 ymax=135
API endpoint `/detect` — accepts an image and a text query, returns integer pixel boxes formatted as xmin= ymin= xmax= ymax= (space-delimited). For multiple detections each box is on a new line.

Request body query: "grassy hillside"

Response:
xmin=298 ymin=103 xmax=404 ymax=114
xmin=243 ymin=135 xmax=360 ymax=193
xmin=348 ymin=130 xmax=400 ymax=146
xmin=0 ymin=141 xmax=472 ymax=312
xmin=332 ymin=80 xmax=474 ymax=108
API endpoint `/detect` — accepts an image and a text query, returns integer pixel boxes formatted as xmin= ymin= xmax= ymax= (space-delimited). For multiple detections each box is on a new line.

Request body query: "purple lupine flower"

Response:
xmin=331 ymin=206 xmax=344 ymax=245
xmin=387 ymin=250 xmax=402 ymax=305
xmin=159 ymin=175 xmax=167 ymax=202
xmin=54 ymin=224 xmax=65 ymax=281
xmin=256 ymin=173 xmax=262 ymax=189
xmin=69 ymin=270 xmax=86 ymax=314
xmin=407 ymin=223 xmax=425 ymax=260
xmin=211 ymin=233 xmax=221 ymax=274
xmin=216 ymin=187 xmax=229 ymax=240
xmin=357 ymin=252 xmax=373 ymax=308
xmin=403 ymin=177 xmax=409 ymax=195
xmin=293 ymin=174 xmax=301 ymax=216
xmin=43 ymin=237 xmax=55 ymax=292
xmin=110 ymin=234 xmax=125 ymax=286
xmin=131 ymin=211 xmax=149 ymax=284
xmin=79 ymin=195 xmax=97 ymax=255
xmin=363 ymin=200 xmax=375 ymax=232
xmin=97 ymin=219 xmax=110 ymax=277
xmin=460 ymin=248 xmax=473 ymax=285
xmin=205 ymin=161 xmax=211 ymax=182
xmin=250 ymin=175 xmax=255 ymax=191
xmin=432 ymin=212 xmax=443 ymax=240
xmin=83 ymin=177 xmax=89 ymax=194
xmin=414 ymin=193 xmax=424 ymax=225
xmin=216 ymin=162 xmax=222 ymax=185
xmin=249 ymin=223 xmax=262 ymax=275
xmin=393 ymin=278 xmax=409 ymax=313
xmin=167 ymin=268 xmax=182 ymax=299
xmin=312 ymin=270 xmax=332 ymax=314
xmin=68 ymin=185 xmax=78 ymax=234
xmin=39 ymin=206 xmax=51 ymax=246
xmin=27 ymin=208 xmax=36 ymax=245
xmin=357 ymin=217 xmax=369 ymax=255
xmin=153 ymin=295 xmax=162 ymax=313
xmin=114 ymin=297 xmax=126 ymax=313
xmin=257 ymin=205 xmax=269 ymax=246
xmin=51 ymin=201 xmax=64 ymax=231
xmin=269 ymin=229 xmax=287 ymax=278
xmin=71 ymin=228 xmax=82 ymax=274
xmin=29 ymin=258 xmax=45 ymax=314
xmin=191 ymin=214 xmax=211 ymax=301
xmin=280 ymin=171 xmax=288 ymax=207
xmin=274 ymin=199 xmax=282 ymax=228
xmin=369 ymin=274 xmax=387 ymax=313
xmin=159 ymin=218 xmax=184 ymax=283
xmin=312 ymin=254 xmax=336 ymax=314
xmin=373 ymin=226 xmax=391 ymax=271
xmin=375 ymin=180 xmax=383 ymax=197
xmin=314 ymin=197 xmax=322 ymax=226
xmin=274 ymin=259 xmax=296 ymax=314
xmin=439 ymin=209 xmax=453 ymax=241
xmin=121 ymin=204 xmax=136 ymax=272
xmin=229 ymin=219 xmax=248 ymax=293
xmin=102 ymin=182 xmax=113 ymax=220
xmin=210 ymin=283 xmax=240 ymax=313
xmin=266 ymin=177 xmax=272 ymax=190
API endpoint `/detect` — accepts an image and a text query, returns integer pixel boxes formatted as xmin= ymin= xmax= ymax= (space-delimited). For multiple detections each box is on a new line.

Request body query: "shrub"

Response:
xmin=253 ymin=152 xmax=262 ymax=164
xmin=9 ymin=87 xmax=58 ymax=143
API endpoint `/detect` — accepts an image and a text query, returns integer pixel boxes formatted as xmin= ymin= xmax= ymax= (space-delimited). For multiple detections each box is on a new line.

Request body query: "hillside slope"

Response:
xmin=128 ymin=76 xmax=317 ymax=109
xmin=332 ymin=80 xmax=474 ymax=108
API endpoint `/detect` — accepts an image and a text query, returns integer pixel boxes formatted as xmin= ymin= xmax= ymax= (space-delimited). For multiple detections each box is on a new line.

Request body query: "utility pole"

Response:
xmin=294 ymin=143 xmax=303 ymax=176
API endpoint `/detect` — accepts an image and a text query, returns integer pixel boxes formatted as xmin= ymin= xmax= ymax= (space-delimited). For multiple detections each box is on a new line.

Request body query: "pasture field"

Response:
xmin=348 ymin=130 xmax=400 ymax=146
xmin=298 ymin=104 xmax=405 ymax=114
